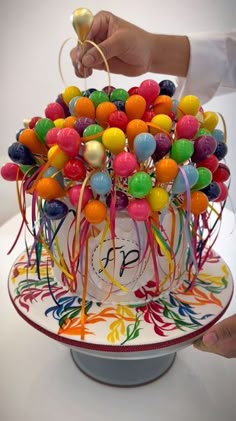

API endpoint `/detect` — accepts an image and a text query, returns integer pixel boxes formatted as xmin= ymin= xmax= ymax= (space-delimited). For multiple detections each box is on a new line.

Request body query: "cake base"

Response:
xmin=8 ymin=248 xmax=234 ymax=388
xmin=71 ymin=349 xmax=176 ymax=386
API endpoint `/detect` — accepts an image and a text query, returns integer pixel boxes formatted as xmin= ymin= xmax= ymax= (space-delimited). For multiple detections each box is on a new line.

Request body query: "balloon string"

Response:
xmin=146 ymin=218 xmax=160 ymax=294
xmin=98 ymin=219 xmax=128 ymax=292
xmin=151 ymin=222 xmax=174 ymax=289
xmin=58 ymin=37 xmax=111 ymax=90
xmin=58 ymin=37 xmax=77 ymax=86
xmin=217 ymin=112 xmax=227 ymax=144
xmin=37 ymin=228 xmax=74 ymax=280
xmin=80 ymin=234 xmax=89 ymax=340
xmin=146 ymin=122 xmax=172 ymax=139
xmin=73 ymin=170 xmax=94 ymax=260
xmin=178 ymin=166 xmax=199 ymax=280
xmin=27 ymin=146 xmax=63 ymax=195
xmin=81 ymin=39 xmax=111 ymax=91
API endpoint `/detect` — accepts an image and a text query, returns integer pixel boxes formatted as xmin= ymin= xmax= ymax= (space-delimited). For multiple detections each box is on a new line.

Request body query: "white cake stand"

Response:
xmin=8 ymin=249 xmax=233 ymax=386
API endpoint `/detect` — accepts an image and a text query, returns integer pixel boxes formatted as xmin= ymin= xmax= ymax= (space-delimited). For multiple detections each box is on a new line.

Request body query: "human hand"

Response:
xmin=70 ymin=10 xmax=155 ymax=78
xmin=194 ymin=314 xmax=236 ymax=358
xmin=70 ymin=10 xmax=189 ymax=79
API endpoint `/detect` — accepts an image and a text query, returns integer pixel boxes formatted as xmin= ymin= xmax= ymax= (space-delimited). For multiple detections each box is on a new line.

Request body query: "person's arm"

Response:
xmin=176 ymin=30 xmax=236 ymax=103
xmin=71 ymin=13 xmax=236 ymax=104
xmin=148 ymin=33 xmax=190 ymax=77
xmin=71 ymin=11 xmax=190 ymax=78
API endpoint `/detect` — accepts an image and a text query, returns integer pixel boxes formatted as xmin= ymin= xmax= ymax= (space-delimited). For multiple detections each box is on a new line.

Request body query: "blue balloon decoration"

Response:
xmin=16 ymin=128 xmax=24 ymax=141
xmin=172 ymin=99 xmax=179 ymax=113
xmin=90 ymin=172 xmax=112 ymax=195
xmin=83 ymin=88 xmax=97 ymax=97
xmin=43 ymin=166 xmax=64 ymax=188
xmin=201 ymin=182 xmax=221 ymax=201
xmin=212 ymin=129 xmax=224 ymax=143
xmin=44 ymin=199 xmax=68 ymax=220
xmin=8 ymin=142 xmax=36 ymax=165
xmin=214 ymin=141 xmax=228 ymax=160
xmin=111 ymin=100 xmax=125 ymax=111
xmin=134 ymin=133 xmax=156 ymax=163
xmin=159 ymin=79 xmax=176 ymax=97
xmin=69 ymin=96 xmax=81 ymax=115
xmin=172 ymin=165 xmax=199 ymax=194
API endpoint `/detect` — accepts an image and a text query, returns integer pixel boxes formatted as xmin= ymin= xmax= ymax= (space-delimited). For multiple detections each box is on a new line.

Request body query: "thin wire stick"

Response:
xmin=58 ymin=37 xmax=111 ymax=90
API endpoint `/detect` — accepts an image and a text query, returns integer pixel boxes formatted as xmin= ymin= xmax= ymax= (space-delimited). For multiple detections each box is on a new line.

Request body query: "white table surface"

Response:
xmin=0 ymin=209 xmax=236 ymax=421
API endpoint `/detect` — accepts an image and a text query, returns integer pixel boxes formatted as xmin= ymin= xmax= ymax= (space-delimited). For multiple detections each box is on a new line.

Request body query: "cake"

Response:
xmin=1 ymin=79 xmax=230 ymax=306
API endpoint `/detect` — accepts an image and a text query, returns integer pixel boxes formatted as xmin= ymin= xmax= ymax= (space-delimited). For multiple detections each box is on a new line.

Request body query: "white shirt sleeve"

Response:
xmin=175 ymin=30 xmax=236 ymax=104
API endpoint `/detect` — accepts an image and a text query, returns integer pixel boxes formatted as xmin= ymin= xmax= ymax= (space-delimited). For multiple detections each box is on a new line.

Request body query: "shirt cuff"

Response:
xmin=176 ymin=32 xmax=227 ymax=104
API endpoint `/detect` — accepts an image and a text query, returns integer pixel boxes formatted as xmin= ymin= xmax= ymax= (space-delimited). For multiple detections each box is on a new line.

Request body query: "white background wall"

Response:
xmin=1 ymin=0 xmax=236 ymax=224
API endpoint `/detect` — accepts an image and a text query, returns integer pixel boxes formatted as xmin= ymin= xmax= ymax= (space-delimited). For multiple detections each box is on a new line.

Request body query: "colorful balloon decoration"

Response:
xmin=133 ymin=133 xmax=156 ymax=163
xmin=172 ymin=165 xmax=199 ymax=194
xmin=128 ymin=172 xmax=152 ymax=198
xmin=1 ymin=69 xmax=230 ymax=300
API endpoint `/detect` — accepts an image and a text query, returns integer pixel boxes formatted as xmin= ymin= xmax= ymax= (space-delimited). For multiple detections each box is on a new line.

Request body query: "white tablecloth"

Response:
xmin=0 ymin=209 xmax=236 ymax=421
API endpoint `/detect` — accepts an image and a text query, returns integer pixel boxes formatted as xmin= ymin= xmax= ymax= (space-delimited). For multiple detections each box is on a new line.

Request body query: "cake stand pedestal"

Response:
xmin=71 ymin=349 xmax=176 ymax=386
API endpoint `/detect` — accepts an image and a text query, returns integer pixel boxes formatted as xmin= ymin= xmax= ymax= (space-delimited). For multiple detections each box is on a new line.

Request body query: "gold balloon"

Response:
xmin=23 ymin=119 xmax=30 ymax=128
xmin=71 ymin=8 xmax=94 ymax=42
xmin=83 ymin=141 xmax=105 ymax=168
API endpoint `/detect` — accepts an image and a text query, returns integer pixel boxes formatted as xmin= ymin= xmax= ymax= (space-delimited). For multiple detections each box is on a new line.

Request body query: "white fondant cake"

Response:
xmin=52 ymin=204 xmax=187 ymax=304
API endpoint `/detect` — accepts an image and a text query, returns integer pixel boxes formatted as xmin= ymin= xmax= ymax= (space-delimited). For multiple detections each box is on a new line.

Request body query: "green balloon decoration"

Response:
xmin=191 ymin=167 xmax=212 ymax=191
xmin=170 ymin=139 xmax=194 ymax=164
xmin=195 ymin=128 xmax=212 ymax=138
xmin=83 ymin=124 xmax=103 ymax=142
xmin=128 ymin=171 xmax=152 ymax=198
xmin=89 ymin=90 xmax=109 ymax=107
xmin=110 ymin=88 xmax=129 ymax=102
xmin=35 ymin=118 xmax=55 ymax=143
xmin=20 ymin=164 xmax=37 ymax=176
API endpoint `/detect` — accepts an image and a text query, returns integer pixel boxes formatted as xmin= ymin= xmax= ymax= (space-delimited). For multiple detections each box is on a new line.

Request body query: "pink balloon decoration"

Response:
xmin=176 ymin=115 xmax=199 ymax=139
xmin=128 ymin=198 xmax=151 ymax=221
xmin=45 ymin=102 xmax=65 ymax=120
xmin=68 ymin=185 xmax=93 ymax=208
xmin=0 ymin=162 xmax=24 ymax=181
xmin=113 ymin=152 xmax=138 ymax=177
xmin=45 ymin=127 xmax=61 ymax=147
xmin=57 ymin=128 xmax=81 ymax=158
xmin=139 ymin=79 xmax=160 ymax=106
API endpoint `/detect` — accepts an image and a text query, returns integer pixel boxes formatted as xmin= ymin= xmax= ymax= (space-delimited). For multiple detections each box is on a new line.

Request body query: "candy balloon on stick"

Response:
xmin=70 ymin=8 xmax=111 ymax=91
xmin=71 ymin=8 xmax=94 ymax=43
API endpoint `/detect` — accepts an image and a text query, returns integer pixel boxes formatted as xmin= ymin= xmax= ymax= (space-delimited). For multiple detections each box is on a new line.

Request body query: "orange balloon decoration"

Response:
xmin=84 ymin=200 xmax=107 ymax=224
xmin=155 ymin=158 xmax=178 ymax=183
xmin=74 ymin=97 xmax=96 ymax=119
xmin=96 ymin=101 xmax=117 ymax=127
xmin=19 ymin=129 xmax=48 ymax=155
xmin=126 ymin=119 xmax=148 ymax=151
xmin=152 ymin=95 xmax=173 ymax=115
xmin=35 ymin=178 xmax=64 ymax=200
xmin=63 ymin=116 xmax=77 ymax=128
xmin=182 ymin=191 xmax=209 ymax=215
xmin=125 ymin=95 xmax=146 ymax=120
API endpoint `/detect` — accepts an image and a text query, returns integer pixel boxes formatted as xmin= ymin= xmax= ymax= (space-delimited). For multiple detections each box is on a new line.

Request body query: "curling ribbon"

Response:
xmin=145 ymin=218 xmax=160 ymax=294
xmin=80 ymin=233 xmax=89 ymax=340
xmin=98 ymin=219 xmax=128 ymax=292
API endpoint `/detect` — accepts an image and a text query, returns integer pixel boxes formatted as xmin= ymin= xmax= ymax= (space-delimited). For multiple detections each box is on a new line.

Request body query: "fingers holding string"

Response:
xmin=70 ymin=43 xmax=93 ymax=78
